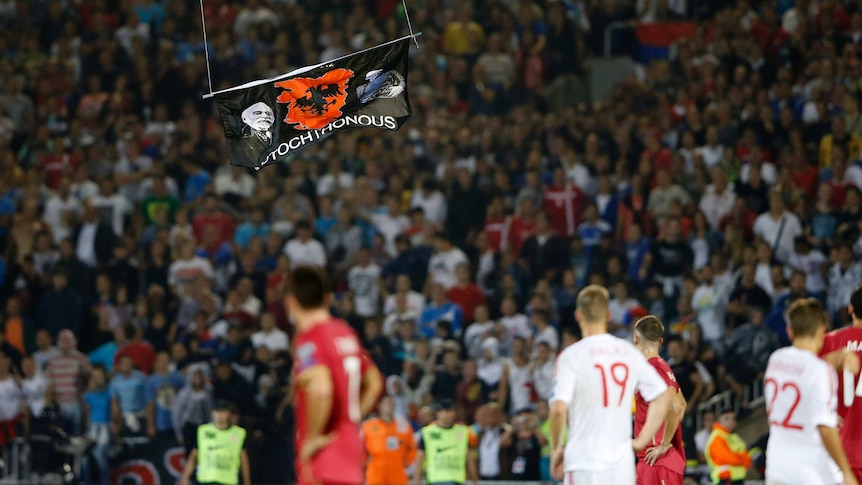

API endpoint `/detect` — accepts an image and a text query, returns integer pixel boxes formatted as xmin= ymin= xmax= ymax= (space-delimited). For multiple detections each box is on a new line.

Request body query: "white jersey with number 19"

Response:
xmin=764 ymin=346 xmax=842 ymax=485
xmin=550 ymin=334 xmax=667 ymax=473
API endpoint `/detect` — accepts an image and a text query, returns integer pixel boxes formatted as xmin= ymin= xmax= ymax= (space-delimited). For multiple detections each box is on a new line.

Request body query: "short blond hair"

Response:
xmin=576 ymin=285 xmax=610 ymax=324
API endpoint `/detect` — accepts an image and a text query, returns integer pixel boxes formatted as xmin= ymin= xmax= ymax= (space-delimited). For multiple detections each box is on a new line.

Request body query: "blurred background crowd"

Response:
xmin=1 ymin=0 xmax=862 ymax=483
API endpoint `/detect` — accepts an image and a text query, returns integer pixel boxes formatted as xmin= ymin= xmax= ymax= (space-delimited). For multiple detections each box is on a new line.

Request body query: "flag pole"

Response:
xmin=201 ymin=33 xmax=422 ymax=100
xmin=199 ymin=0 xmax=213 ymax=95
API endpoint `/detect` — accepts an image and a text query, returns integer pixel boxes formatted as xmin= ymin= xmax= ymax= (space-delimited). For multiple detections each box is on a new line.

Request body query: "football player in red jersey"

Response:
xmin=632 ymin=316 xmax=687 ymax=485
xmin=289 ymin=266 xmax=384 ymax=485
xmin=819 ymin=285 xmax=862 ymax=483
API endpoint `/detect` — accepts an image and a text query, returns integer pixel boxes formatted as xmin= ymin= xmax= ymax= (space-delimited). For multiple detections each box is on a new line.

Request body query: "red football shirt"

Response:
xmin=114 ymin=341 xmax=156 ymax=375
xmin=445 ymin=284 xmax=486 ymax=323
xmin=634 ymin=356 xmax=685 ymax=472
xmin=819 ymin=327 xmax=862 ymax=467
xmin=293 ymin=319 xmax=376 ymax=485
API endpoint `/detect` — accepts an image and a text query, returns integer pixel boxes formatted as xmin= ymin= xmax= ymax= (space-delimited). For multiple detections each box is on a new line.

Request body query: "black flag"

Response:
xmin=209 ymin=36 xmax=412 ymax=170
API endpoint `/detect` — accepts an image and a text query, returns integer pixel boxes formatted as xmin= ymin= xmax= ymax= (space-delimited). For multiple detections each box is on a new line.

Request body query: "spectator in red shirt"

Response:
xmin=41 ymin=138 xmax=80 ymax=191
xmin=114 ymin=323 xmax=156 ymax=375
xmin=483 ymin=196 xmax=507 ymax=253
xmin=640 ymin=131 xmax=672 ymax=171
xmin=192 ymin=194 xmax=235 ymax=247
xmin=504 ymin=198 xmax=537 ymax=256
xmin=446 ymin=263 xmax=486 ymax=323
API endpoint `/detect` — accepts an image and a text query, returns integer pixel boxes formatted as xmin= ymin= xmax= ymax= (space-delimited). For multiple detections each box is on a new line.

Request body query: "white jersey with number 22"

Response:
xmin=550 ymin=334 xmax=667 ymax=472
xmin=764 ymin=346 xmax=842 ymax=485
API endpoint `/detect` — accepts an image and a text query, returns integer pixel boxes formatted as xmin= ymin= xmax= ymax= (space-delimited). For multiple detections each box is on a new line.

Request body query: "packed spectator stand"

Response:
xmin=1 ymin=0 xmax=862 ymax=484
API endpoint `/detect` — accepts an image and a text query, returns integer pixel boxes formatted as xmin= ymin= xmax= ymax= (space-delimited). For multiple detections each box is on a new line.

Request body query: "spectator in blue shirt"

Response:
xmin=145 ymin=351 xmax=185 ymax=439
xmin=83 ymin=365 xmax=112 ymax=485
xmin=576 ymin=203 xmax=612 ymax=251
xmin=234 ymin=208 xmax=271 ymax=249
xmin=181 ymin=160 xmax=211 ymax=204
xmin=109 ymin=354 xmax=150 ymax=437
xmin=420 ymin=283 xmax=463 ymax=338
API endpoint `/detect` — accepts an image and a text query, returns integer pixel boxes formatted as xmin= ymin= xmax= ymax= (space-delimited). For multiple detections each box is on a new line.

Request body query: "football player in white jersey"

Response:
xmin=764 ymin=298 xmax=859 ymax=485
xmin=549 ymin=285 xmax=672 ymax=485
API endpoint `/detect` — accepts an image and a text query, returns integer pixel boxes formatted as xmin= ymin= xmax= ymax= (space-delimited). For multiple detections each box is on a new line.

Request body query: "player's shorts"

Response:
xmin=854 ymin=468 xmax=862 ymax=484
xmin=636 ymin=461 xmax=684 ymax=485
xmin=564 ymin=466 xmax=635 ymax=485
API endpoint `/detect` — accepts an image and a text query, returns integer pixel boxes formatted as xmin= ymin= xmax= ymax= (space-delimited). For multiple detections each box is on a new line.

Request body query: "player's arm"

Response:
xmin=296 ymin=364 xmax=334 ymax=453
xmin=549 ymin=401 xmax=567 ymax=452
xmin=240 ymin=449 xmax=251 ymax=485
xmin=819 ymin=425 xmax=858 ymax=485
xmin=822 ymin=349 xmax=861 ymax=374
xmin=412 ymin=435 xmax=425 ymax=485
xmin=497 ymin=361 xmax=509 ymax=407
xmin=633 ymin=363 xmax=671 ymax=452
xmin=179 ymin=448 xmax=197 ymax=485
xmin=634 ymin=388 xmax=671 ymax=451
xmin=662 ymin=388 xmax=687 ymax=446
xmin=360 ymin=364 xmax=383 ymax=418
xmin=645 ymin=388 xmax=687 ymax=464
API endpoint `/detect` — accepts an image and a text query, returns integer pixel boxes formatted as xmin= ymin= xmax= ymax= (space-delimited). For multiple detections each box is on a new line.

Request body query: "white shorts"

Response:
xmin=564 ymin=467 xmax=635 ymax=485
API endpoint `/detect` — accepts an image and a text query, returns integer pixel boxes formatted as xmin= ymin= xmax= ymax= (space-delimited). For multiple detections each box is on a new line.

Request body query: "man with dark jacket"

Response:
xmin=37 ymin=270 xmax=82 ymax=340
xmin=71 ymin=202 xmax=116 ymax=268
xmin=519 ymin=213 xmax=570 ymax=284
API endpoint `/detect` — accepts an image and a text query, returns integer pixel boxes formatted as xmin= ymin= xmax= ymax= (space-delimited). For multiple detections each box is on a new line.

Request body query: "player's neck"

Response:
xmin=295 ymin=308 xmax=332 ymax=333
xmin=579 ymin=322 xmax=607 ymax=338
xmin=792 ymin=337 xmax=819 ymax=354
xmin=852 ymin=318 xmax=862 ymax=329
xmin=639 ymin=347 xmax=659 ymax=359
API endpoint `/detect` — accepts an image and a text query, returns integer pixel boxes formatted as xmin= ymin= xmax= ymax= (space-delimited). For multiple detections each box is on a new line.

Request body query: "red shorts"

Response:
xmin=853 ymin=467 xmax=862 ymax=484
xmin=636 ymin=461 xmax=684 ymax=485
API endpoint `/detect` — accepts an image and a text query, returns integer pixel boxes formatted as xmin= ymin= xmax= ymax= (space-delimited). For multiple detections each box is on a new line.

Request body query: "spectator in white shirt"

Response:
xmin=608 ymin=281 xmax=641 ymax=340
xmin=316 ymin=159 xmax=354 ymax=197
xmin=698 ymin=126 xmax=726 ymax=169
xmin=347 ymin=248 xmax=382 ymax=318
xmin=235 ymin=277 xmax=262 ymax=318
xmin=787 ymin=237 xmax=828 ymax=299
xmin=427 ymin=232 xmax=469 ymax=291
xmin=43 ymin=178 xmax=83 ymax=244
xmin=168 ymin=240 xmax=215 ymax=297
xmin=699 ymin=167 xmax=736 ymax=230
xmin=410 ymin=178 xmax=448 ymax=226
xmin=691 ymin=265 xmax=730 ymax=343
xmin=497 ymin=297 xmax=531 ymax=355
xmin=530 ymin=309 xmax=558 ymax=355
xmin=250 ymin=313 xmax=289 ymax=352
xmin=370 ymin=194 xmax=410 ymax=257
xmin=283 ymin=220 xmax=327 ymax=268
xmin=384 ymin=274 xmax=426 ymax=317
xmin=827 ymin=243 xmax=862 ymax=318
xmin=214 ymin=166 xmax=257 ymax=205
xmin=753 ymin=188 xmax=803 ymax=264
xmin=89 ymin=179 xmax=133 ymax=237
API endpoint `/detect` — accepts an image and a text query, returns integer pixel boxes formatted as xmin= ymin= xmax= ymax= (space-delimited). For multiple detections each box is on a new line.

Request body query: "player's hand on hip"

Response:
xmin=643 ymin=443 xmax=670 ymax=465
xmin=550 ymin=447 xmax=564 ymax=481
xmin=300 ymin=433 xmax=336 ymax=462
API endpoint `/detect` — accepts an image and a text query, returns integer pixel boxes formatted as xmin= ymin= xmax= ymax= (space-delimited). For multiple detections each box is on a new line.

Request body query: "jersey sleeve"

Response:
xmin=636 ymin=353 xmax=668 ymax=403
xmin=549 ymin=351 xmax=577 ymax=406
xmin=653 ymin=360 xmax=680 ymax=392
xmin=812 ymin=362 xmax=839 ymax=429
xmin=294 ymin=337 xmax=323 ymax=374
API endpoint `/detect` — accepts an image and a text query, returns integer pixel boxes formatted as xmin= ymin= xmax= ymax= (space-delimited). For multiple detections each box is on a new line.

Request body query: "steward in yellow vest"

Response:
xmin=180 ymin=400 xmax=251 ymax=485
xmin=704 ymin=408 xmax=752 ymax=485
xmin=413 ymin=399 xmax=478 ymax=485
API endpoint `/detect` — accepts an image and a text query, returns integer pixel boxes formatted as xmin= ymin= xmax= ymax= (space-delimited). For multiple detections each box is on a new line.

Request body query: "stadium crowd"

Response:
xmin=1 ymin=0 xmax=862 ymax=483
